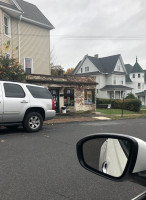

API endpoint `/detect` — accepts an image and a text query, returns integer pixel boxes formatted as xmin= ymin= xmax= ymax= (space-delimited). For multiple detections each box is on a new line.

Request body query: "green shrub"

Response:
xmin=96 ymin=98 xmax=141 ymax=112
xmin=125 ymin=93 xmax=137 ymax=99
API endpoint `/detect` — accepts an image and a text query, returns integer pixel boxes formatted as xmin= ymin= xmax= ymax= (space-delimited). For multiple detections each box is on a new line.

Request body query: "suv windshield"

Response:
xmin=26 ymin=85 xmax=52 ymax=99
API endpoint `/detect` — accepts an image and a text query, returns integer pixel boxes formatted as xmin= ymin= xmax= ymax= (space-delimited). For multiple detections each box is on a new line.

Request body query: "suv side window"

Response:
xmin=26 ymin=85 xmax=52 ymax=99
xmin=4 ymin=83 xmax=25 ymax=98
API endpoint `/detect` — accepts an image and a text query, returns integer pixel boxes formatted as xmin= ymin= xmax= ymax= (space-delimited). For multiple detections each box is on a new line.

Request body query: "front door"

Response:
xmin=50 ymin=89 xmax=59 ymax=113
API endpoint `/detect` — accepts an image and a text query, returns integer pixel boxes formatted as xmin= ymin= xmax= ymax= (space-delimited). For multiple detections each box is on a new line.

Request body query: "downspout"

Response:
xmin=18 ymin=14 xmax=22 ymax=63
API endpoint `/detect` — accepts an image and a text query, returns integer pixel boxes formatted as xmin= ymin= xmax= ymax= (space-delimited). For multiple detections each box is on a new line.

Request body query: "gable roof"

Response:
xmin=0 ymin=0 xmax=54 ymax=29
xmin=16 ymin=0 xmax=54 ymax=29
xmin=73 ymin=54 xmax=125 ymax=75
xmin=88 ymin=54 xmax=121 ymax=73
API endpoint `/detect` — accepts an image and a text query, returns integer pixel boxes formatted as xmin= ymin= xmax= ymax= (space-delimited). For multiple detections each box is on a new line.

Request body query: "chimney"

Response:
xmin=94 ymin=54 xmax=99 ymax=58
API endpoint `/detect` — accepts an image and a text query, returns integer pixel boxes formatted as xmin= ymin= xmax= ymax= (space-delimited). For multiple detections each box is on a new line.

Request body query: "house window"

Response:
xmin=85 ymin=66 xmax=89 ymax=72
xmin=138 ymin=83 xmax=141 ymax=89
xmin=64 ymin=89 xmax=74 ymax=106
xmin=133 ymin=74 xmax=135 ymax=78
xmin=97 ymin=89 xmax=98 ymax=94
xmin=4 ymin=15 xmax=11 ymax=36
xmin=24 ymin=58 xmax=33 ymax=74
xmin=117 ymin=65 xmax=120 ymax=71
xmin=138 ymin=74 xmax=140 ymax=78
xmin=84 ymin=89 xmax=95 ymax=105
xmin=81 ymin=68 xmax=83 ymax=73
xmin=113 ymin=77 xmax=116 ymax=85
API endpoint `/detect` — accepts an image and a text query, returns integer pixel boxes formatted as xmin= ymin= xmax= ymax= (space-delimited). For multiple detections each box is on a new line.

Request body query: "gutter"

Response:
xmin=21 ymin=16 xmax=55 ymax=30
xmin=0 ymin=4 xmax=22 ymax=14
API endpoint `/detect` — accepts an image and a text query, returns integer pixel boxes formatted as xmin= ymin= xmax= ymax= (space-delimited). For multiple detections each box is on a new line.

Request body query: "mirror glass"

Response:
xmin=82 ymin=138 xmax=131 ymax=177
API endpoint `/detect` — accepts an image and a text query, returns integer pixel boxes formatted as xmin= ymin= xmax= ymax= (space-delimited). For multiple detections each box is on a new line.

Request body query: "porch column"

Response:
xmin=114 ymin=90 xmax=115 ymax=99
xmin=120 ymin=91 xmax=121 ymax=99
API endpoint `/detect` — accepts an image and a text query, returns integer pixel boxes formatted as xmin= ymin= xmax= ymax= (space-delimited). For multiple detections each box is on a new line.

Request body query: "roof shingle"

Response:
xmin=16 ymin=0 xmax=54 ymax=29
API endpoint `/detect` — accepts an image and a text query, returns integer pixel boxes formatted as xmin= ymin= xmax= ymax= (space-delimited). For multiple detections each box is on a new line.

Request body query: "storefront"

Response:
xmin=26 ymin=75 xmax=97 ymax=113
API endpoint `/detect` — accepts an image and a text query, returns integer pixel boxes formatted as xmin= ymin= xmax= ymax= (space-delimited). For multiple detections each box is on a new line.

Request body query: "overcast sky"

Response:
xmin=27 ymin=0 xmax=146 ymax=70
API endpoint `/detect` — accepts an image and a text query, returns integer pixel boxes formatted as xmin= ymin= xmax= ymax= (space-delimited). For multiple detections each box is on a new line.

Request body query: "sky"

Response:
xmin=27 ymin=0 xmax=146 ymax=70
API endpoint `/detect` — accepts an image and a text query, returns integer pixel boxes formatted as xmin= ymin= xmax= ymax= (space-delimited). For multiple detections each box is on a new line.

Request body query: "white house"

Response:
xmin=125 ymin=58 xmax=146 ymax=105
xmin=73 ymin=54 xmax=132 ymax=99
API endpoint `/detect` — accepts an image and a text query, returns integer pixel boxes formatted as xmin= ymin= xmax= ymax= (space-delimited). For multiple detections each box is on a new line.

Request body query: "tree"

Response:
xmin=0 ymin=55 xmax=25 ymax=82
xmin=51 ymin=65 xmax=65 ymax=76
xmin=125 ymin=93 xmax=137 ymax=99
xmin=64 ymin=68 xmax=74 ymax=75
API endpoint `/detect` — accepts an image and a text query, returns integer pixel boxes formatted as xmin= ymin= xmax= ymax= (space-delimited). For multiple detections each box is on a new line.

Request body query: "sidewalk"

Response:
xmin=45 ymin=112 xmax=111 ymax=124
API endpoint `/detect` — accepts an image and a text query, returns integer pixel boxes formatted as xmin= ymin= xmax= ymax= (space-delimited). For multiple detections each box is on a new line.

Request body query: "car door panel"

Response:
xmin=2 ymin=82 xmax=30 ymax=123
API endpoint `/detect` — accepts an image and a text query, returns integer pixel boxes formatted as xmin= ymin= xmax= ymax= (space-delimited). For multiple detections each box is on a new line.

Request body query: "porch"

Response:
xmin=100 ymin=85 xmax=133 ymax=99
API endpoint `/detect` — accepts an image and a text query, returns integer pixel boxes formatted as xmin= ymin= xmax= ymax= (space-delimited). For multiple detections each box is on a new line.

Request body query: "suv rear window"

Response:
xmin=26 ymin=85 xmax=52 ymax=99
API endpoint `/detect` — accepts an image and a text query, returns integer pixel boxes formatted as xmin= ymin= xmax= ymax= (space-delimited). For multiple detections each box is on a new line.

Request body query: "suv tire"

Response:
xmin=23 ymin=112 xmax=43 ymax=132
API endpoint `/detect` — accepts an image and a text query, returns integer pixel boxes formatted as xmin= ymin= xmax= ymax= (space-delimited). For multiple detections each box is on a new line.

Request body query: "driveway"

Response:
xmin=0 ymin=119 xmax=145 ymax=200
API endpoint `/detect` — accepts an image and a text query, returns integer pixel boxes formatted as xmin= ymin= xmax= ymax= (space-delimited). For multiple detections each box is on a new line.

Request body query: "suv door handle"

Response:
xmin=21 ymin=100 xmax=28 ymax=103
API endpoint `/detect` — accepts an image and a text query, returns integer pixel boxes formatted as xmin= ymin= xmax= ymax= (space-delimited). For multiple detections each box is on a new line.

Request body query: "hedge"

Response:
xmin=96 ymin=98 xmax=141 ymax=112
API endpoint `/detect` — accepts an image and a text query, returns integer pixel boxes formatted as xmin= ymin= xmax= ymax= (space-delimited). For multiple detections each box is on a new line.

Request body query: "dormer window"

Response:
xmin=133 ymin=74 xmax=135 ymax=78
xmin=138 ymin=74 xmax=140 ymax=78
xmin=4 ymin=15 xmax=11 ymax=37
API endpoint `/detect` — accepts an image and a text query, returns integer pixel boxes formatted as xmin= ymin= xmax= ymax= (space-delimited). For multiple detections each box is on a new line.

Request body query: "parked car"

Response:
xmin=0 ymin=81 xmax=56 ymax=132
xmin=76 ymin=133 xmax=146 ymax=200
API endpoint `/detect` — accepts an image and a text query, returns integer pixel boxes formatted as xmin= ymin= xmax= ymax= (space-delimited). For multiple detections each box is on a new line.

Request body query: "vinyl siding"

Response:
xmin=1 ymin=11 xmax=13 ymax=56
xmin=0 ymin=9 xmax=51 ymax=75
xmin=0 ymin=9 xmax=2 ymax=51
xmin=20 ymin=21 xmax=51 ymax=75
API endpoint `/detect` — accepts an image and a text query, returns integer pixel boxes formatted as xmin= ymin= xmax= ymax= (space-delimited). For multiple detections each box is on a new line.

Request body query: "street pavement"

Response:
xmin=0 ymin=118 xmax=146 ymax=200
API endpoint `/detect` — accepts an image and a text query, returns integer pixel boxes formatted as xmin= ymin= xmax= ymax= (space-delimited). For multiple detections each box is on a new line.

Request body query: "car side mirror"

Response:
xmin=76 ymin=133 xmax=146 ymax=186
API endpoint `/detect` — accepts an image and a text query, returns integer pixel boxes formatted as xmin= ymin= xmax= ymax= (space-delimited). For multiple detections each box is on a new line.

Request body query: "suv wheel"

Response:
xmin=23 ymin=112 xmax=43 ymax=132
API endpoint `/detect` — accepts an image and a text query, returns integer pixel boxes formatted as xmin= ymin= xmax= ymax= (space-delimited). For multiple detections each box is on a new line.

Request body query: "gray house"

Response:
xmin=125 ymin=58 xmax=146 ymax=105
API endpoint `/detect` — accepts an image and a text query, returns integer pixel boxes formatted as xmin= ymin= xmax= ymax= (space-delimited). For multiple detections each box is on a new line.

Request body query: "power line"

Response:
xmin=1 ymin=32 xmax=146 ymax=40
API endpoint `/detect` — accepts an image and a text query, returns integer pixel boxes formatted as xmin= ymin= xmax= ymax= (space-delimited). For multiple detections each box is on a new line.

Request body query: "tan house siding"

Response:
xmin=0 ymin=9 xmax=3 ymax=52
xmin=1 ymin=10 xmax=13 ymax=55
xmin=11 ymin=17 xmax=19 ymax=59
xmin=20 ymin=21 xmax=51 ymax=75
xmin=0 ymin=0 xmax=12 ymax=4
xmin=0 ymin=1 xmax=52 ymax=75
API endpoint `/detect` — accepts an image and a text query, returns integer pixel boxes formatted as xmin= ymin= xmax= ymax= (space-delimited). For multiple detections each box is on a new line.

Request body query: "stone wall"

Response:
xmin=26 ymin=74 xmax=97 ymax=112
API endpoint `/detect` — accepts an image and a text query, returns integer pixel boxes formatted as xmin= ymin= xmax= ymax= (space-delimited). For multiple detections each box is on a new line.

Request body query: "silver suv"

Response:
xmin=0 ymin=81 xmax=56 ymax=132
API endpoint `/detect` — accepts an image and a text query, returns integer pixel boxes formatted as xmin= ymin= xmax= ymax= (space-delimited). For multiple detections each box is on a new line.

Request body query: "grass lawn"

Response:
xmin=96 ymin=108 xmax=137 ymax=115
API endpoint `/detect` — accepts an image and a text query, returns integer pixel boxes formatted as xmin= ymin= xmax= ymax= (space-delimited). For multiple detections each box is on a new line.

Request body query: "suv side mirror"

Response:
xmin=76 ymin=133 xmax=146 ymax=187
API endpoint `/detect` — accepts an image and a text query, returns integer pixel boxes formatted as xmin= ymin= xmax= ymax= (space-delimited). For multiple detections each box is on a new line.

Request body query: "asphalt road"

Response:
xmin=0 ymin=118 xmax=146 ymax=200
